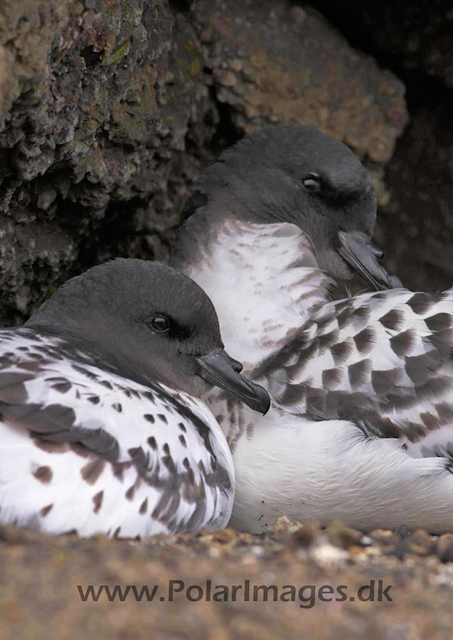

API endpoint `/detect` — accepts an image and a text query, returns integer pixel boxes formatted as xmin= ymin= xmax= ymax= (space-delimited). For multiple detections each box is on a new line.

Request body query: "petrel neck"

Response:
xmin=172 ymin=216 xmax=333 ymax=372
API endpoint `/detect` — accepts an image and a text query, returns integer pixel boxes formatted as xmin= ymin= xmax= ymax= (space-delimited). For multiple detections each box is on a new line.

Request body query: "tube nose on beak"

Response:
xmin=337 ymin=231 xmax=402 ymax=290
xmin=196 ymin=348 xmax=270 ymax=415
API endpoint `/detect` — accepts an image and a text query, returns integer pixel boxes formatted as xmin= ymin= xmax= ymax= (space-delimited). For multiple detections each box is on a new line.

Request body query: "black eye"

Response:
xmin=302 ymin=173 xmax=322 ymax=193
xmin=150 ymin=315 xmax=170 ymax=333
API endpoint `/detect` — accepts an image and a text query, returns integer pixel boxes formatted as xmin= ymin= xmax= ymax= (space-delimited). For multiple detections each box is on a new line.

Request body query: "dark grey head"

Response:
xmin=25 ymin=259 xmax=270 ymax=413
xmin=175 ymin=124 xmax=399 ymax=289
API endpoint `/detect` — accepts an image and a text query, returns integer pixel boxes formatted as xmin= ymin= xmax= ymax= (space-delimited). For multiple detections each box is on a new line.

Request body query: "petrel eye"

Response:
xmin=302 ymin=173 xmax=322 ymax=193
xmin=150 ymin=315 xmax=170 ymax=333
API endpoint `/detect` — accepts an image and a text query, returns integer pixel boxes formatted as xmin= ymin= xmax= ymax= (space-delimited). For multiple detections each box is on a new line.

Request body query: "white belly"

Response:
xmin=221 ymin=408 xmax=453 ymax=534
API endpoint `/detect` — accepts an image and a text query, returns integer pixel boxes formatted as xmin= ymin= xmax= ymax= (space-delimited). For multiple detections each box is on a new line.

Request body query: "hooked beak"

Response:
xmin=196 ymin=348 xmax=271 ymax=415
xmin=337 ymin=231 xmax=403 ymax=290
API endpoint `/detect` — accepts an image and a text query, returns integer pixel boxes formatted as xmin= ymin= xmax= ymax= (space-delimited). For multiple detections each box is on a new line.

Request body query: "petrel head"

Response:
xmin=25 ymin=259 xmax=270 ymax=414
xmin=178 ymin=124 xmax=400 ymax=290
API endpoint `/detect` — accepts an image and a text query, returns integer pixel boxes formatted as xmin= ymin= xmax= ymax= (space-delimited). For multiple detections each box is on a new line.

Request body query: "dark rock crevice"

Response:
xmin=301 ymin=0 xmax=453 ymax=290
xmin=2 ymin=0 xmax=450 ymax=325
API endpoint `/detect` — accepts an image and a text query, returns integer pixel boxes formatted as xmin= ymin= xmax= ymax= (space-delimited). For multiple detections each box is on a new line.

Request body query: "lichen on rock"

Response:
xmin=0 ymin=0 xmax=406 ymax=325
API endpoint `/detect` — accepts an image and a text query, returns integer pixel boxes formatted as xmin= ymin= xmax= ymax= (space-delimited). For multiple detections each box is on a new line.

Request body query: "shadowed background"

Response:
xmin=1 ymin=1 xmax=453 ymax=638
xmin=1 ymin=0 xmax=452 ymax=325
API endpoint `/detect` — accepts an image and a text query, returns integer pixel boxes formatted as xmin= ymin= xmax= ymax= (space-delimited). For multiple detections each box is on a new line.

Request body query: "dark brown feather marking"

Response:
xmin=390 ymin=329 xmax=417 ymax=357
xmin=0 ymin=372 xmax=34 ymax=404
xmin=81 ymin=458 xmax=106 ymax=485
xmin=33 ymin=466 xmax=53 ymax=484
xmin=322 ymin=368 xmax=343 ymax=389
xmin=162 ymin=455 xmax=175 ymax=472
xmin=420 ymin=412 xmax=444 ymax=431
xmin=351 ymin=306 xmax=371 ymax=324
xmin=278 ymin=382 xmax=307 ymax=406
xmin=147 ymin=437 xmax=157 ymax=450
xmin=353 ymin=327 xmax=376 ymax=355
xmin=425 ymin=313 xmax=452 ymax=332
xmin=92 ymin=490 xmax=104 ymax=514
xmin=435 ymin=403 xmax=453 ymax=422
xmin=72 ymin=365 xmax=98 ymax=381
xmin=379 ymin=309 xmax=404 ymax=332
xmin=111 ymin=461 xmax=132 ymax=481
xmin=371 ymin=369 xmax=401 ymax=395
xmin=32 ymin=438 xmax=70 ymax=454
xmin=405 ymin=352 xmax=441 ymax=385
xmin=374 ymin=417 xmax=404 ymax=439
xmin=41 ymin=504 xmax=53 ymax=517
xmin=407 ymin=292 xmax=434 ymax=315
xmin=348 ymin=359 xmax=371 ymax=388
xmin=139 ymin=498 xmax=148 ymax=515
xmin=317 ymin=329 xmax=340 ymax=351
xmin=52 ymin=382 xmax=71 ymax=394
xmin=336 ymin=306 xmax=354 ymax=330
xmin=330 ymin=339 xmax=354 ymax=364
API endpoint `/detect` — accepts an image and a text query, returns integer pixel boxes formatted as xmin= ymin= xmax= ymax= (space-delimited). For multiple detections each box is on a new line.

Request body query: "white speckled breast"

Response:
xmin=185 ymin=219 xmax=332 ymax=373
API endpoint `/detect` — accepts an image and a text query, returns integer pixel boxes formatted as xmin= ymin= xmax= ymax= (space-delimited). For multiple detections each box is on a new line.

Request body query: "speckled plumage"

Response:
xmin=172 ymin=124 xmax=453 ymax=534
xmin=0 ymin=329 xmax=233 ymax=538
xmin=0 ymin=260 xmax=269 ymax=538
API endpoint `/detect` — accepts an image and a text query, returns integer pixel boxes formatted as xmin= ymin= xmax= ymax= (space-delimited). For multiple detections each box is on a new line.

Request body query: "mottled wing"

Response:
xmin=257 ymin=289 xmax=453 ymax=457
xmin=0 ymin=329 xmax=233 ymax=537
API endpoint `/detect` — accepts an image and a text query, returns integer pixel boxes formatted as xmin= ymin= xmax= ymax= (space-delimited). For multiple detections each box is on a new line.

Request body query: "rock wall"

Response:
xmin=0 ymin=0 xmax=408 ymax=323
xmin=306 ymin=0 xmax=453 ymax=290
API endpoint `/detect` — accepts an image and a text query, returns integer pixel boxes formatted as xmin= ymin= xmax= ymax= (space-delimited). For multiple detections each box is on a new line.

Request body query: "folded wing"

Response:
xmin=0 ymin=329 xmax=233 ymax=536
xmin=257 ymin=288 xmax=453 ymax=459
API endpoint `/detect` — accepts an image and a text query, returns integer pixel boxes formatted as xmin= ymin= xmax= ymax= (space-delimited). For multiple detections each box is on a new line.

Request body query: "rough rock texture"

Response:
xmin=306 ymin=0 xmax=453 ymax=89
xmin=306 ymin=0 xmax=453 ymax=291
xmin=376 ymin=96 xmax=453 ymax=291
xmin=197 ymin=1 xmax=406 ymax=164
xmin=2 ymin=519 xmax=453 ymax=640
xmin=0 ymin=0 xmax=215 ymax=323
xmin=0 ymin=0 xmax=406 ymax=324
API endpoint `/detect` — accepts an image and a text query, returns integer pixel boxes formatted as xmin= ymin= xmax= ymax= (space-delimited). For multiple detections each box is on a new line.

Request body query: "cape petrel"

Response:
xmin=172 ymin=124 xmax=453 ymax=534
xmin=0 ymin=259 xmax=269 ymax=537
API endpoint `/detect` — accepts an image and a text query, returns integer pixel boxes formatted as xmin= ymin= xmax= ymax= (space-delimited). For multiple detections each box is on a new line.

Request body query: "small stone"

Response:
xmin=211 ymin=528 xmax=237 ymax=545
xmin=268 ymin=515 xmax=302 ymax=535
xmin=290 ymin=521 xmax=318 ymax=548
xmin=310 ymin=543 xmax=350 ymax=569
xmin=326 ymin=522 xmax=365 ymax=549
xmin=406 ymin=529 xmax=437 ymax=557
xmin=237 ymin=533 xmax=255 ymax=546
xmin=208 ymin=546 xmax=221 ymax=559
xmin=370 ymin=529 xmax=400 ymax=546
xmin=437 ymin=534 xmax=453 ymax=563
xmin=241 ymin=553 xmax=258 ymax=565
